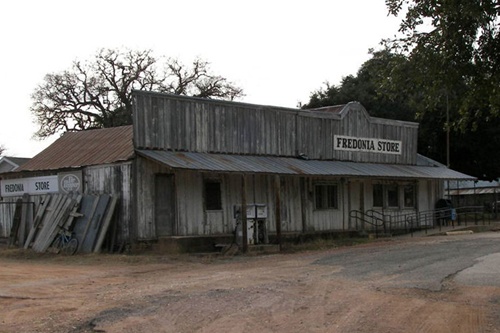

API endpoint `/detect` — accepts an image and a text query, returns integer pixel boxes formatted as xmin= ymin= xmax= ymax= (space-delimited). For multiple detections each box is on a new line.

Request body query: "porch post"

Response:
xmin=241 ymin=174 xmax=248 ymax=253
xmin=274 ymin=175 xmax=282 ymax=251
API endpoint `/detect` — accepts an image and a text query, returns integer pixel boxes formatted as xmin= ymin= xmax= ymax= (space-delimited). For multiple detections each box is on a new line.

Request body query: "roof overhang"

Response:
xmin=137 ymin=150 xmax=476 ymax=181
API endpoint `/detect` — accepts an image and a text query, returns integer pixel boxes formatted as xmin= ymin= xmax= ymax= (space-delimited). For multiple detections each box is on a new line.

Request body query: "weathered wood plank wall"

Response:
xmin=83 ymin=163 xmax=132 ymax=244
xmin=0 ymin=197 xmax=18 ymax=237
xmin=136 ymin=156 xmax=348 ymax=239
xmin=133 ymin=92 xmax=419 ymax=165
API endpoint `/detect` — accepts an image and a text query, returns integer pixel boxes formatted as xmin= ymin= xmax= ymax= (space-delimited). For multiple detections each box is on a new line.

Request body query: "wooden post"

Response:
xmin=241 ymin=174 xmax=248 ymax=253
xmin=274 ymin=175 xmax=282 ymax=251
xmin=300 ymin=178 xmax=307 ymax=233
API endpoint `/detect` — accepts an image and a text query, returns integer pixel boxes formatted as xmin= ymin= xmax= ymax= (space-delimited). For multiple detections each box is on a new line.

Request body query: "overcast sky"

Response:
xmin=0 ymin=0 xmax=402 ymax=158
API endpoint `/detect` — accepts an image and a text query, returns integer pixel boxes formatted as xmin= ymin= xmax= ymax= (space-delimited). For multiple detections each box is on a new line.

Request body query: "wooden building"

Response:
xmin=0 ymin=126 xmax=134 ymax=245
xmin=1 ymin=91 xmax=476 ymax=252
xmin=131 ymin=92 xmax=474 ymax=249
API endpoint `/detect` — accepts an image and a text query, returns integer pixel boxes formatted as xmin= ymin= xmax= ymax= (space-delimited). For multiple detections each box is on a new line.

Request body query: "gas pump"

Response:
xmin=234 ymin=204 xmax=268 ymax=245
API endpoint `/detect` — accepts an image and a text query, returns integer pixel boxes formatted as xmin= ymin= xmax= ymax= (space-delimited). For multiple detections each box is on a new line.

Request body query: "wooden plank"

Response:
xmin=62 ymin=193 xmax=83 ymax=230
xmin=8 ymin=198 xmax=23 ymax=247
xmin=93 ymin=196 xmax=118 ymax=253
xmin=77 ymin=195 xmax=101 ymax=252
xmin=38 ymin=194 xmax=73 ymax=252
xmin=31 ymin=194 xmax=62 ymax=252
xmin=34 ymin=194 xmax=68 ymax=250
xmin=32 ymin=194 xmax=80 ymax=253
xmin=17 ymin=193 xmax=30 ymax=247
xmin=45 ymin=193 xmax=82 ymax=252
xmin=80 ymin=194 xmax=110 ymax=253
xmin=73 ymin=196 xmax=98 ymax=237
xmin=24 ymin=195 xmax=51 ymax=249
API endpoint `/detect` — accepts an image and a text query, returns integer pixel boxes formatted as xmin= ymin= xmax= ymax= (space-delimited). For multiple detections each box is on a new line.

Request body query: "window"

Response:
xmin=204 ymin=180 xmax=222 ymax=210
xmin=372 ymin=183 xmax=417 ymax=209
xmin=373 ymin=184 xmax=384 ymax=207
xmin=403 ymin=185 xmax=416 ymax=208
xmin=387 ymin=185 xmax=399 ymax=207
xmin=315 ymin=184 xmax=338 ymax=209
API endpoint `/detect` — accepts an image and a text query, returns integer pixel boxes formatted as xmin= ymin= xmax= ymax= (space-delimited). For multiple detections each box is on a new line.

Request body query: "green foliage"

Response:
xmin=302 ymin=46 xmax=500 ymax=179
xmin=384 ymin=0 xmax=500 ymax=128
xmin=303 ymin=49 xmax=416 ymax=122
xmin=303 ymin=2 xmax=500 ymax=179
xmin=31 ymin=48 xmax=244 ymax=138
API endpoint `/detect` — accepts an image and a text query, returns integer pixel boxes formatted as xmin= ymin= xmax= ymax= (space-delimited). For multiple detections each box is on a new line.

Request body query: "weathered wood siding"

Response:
xmin=136 ymin=156 xmax=351 ymax=239
xmin=0 ymin=197 xmax=19 ymax=237
xmin=83 ymin=163 xmax=132 ymax=243
xmin=133 ymin=92 xmax=419 ymax=165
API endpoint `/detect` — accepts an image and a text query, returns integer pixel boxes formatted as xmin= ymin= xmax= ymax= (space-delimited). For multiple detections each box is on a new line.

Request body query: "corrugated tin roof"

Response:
xmin=307 ymin=105 xmax=346 ymax=114
xmin=16 ymin=126 xmax=134 ymax=172
xmin=448 ymin=188 xmax=498 ymax=196
xmin=137 ymin=150 xmax=476 ymax=180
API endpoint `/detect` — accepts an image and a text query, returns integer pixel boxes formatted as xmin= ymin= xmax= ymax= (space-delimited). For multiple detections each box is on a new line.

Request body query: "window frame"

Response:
xmin=203 ymin=179 xmax=222 ymax=211
xmin=372 ymin=182 xmax=417 ymax=209
xmin=403 ymin=184 xmax=416 ymax=208
xmin=314 ymin=183 xmax=339 ymax=210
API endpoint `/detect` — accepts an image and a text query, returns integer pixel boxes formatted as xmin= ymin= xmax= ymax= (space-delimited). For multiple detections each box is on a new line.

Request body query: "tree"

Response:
xmin=0 ymin=145 xmax=4 ymax=156
xmin=303 ymin=49 xmax=416 ymax=122
xmin=384 ymin=0 xmax=500 ymax=128
xmin=31 ymin=48 xmax=244 ymax=138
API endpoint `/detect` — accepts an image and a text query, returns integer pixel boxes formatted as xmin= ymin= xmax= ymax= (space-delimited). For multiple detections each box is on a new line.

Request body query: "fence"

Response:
xmin=350 ymin=205 xmax=490 ymax=237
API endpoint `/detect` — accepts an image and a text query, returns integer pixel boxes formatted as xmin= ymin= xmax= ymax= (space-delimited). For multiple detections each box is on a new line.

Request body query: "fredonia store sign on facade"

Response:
xmin=334 ymin=135 xmax=402 ymax=155
xmin=0 ymin=171 xmax=82 ymax=197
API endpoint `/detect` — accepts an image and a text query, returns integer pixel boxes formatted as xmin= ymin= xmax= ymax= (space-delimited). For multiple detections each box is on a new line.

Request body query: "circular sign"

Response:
xmin=60 ymin=174 xmax=81 ymax=193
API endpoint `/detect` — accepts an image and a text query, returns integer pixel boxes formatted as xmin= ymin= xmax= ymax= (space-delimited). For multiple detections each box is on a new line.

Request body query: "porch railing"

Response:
xmin=350 ymin=205 xmax=490 ymax=238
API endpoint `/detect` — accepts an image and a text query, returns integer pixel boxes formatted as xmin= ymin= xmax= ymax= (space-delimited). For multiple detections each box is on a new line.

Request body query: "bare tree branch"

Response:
xmin=31 ymin=48 xmax=245 ymax=138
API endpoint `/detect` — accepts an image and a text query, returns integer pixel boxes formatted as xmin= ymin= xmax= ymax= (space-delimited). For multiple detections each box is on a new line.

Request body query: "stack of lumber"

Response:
xmin=9 ymin=192 xmax=118 ymax=254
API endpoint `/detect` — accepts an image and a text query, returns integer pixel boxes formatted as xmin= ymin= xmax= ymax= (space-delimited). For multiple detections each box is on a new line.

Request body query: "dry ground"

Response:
xmin=0 ymin=236 xmax=499 ymax=333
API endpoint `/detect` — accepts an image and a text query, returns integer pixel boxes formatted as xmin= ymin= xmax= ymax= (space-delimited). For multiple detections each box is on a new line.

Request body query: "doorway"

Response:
xmin=155 ymin=174 xmax=176 ymax=236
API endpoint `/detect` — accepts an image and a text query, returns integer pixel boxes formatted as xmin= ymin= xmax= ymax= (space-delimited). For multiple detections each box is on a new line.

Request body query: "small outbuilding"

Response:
xmin=0 ymin=126 xmax=133 ymax=247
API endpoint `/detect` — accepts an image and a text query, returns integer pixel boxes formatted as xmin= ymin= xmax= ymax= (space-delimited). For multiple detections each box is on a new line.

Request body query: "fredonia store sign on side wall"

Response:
xmin=334 ymin=135 xmax=402 ymax=155
xmin=0 ymin=171 xmax=83 ymax=197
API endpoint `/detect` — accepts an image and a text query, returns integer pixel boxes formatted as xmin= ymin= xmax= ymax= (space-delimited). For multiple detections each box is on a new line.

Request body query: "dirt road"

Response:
xmin=1 ymin=233 xmax=500 ymax=333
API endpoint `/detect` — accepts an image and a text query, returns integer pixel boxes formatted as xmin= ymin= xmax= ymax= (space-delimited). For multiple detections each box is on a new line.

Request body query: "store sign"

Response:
xmin=1 ymin=176 xmax=59 ymax=197
xmin=334 ymin=135 xmax=402 ymax=155
xmin=58 ymin=171 xmax=83 ymax=194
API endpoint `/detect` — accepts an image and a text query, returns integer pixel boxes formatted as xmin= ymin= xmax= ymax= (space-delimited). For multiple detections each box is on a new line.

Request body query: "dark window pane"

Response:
xmin=315 ymin=184 xmax=338 ymax=209
xmin=387 ymin=185 xmax=399 ymax=207
xmin=205 ymin=181 xmax=221 ymax=210
xmin=315 ymin=185 xmax=323 ymax=209
xmin=404 ymin=185 xmax=415 ymax=208
xmin=327 ymin=185 xmax=338 ymax=209
xmin=373 ymin=184 xmax=383 ymax=207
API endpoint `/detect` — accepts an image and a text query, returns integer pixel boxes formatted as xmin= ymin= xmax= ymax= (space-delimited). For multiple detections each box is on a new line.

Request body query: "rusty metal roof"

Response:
xmin=16 ymin=126 xmax=134 ymax=172
xmin=137 ymin=150 xmax=475 ymax=180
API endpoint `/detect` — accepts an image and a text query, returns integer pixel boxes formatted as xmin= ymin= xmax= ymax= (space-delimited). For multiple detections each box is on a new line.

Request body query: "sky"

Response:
xmin=0 ymin=0 xmax=402 ymax=158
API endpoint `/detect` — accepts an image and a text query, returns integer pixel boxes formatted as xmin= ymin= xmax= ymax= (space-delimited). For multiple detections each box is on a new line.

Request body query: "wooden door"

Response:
xmin=155 ymin=174 xmax=176 ymax=236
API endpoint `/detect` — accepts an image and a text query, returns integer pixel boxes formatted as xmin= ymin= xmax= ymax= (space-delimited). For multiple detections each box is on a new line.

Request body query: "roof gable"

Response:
xmin=0 ymin=156 xmax=30 ymax=173
xmin=16 ymin=126 xmax=134 ymax=172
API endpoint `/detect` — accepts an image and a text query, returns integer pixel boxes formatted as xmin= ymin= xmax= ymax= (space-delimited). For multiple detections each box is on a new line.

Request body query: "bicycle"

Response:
xmin=52 ymin=228 xmax=79 ymax=255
